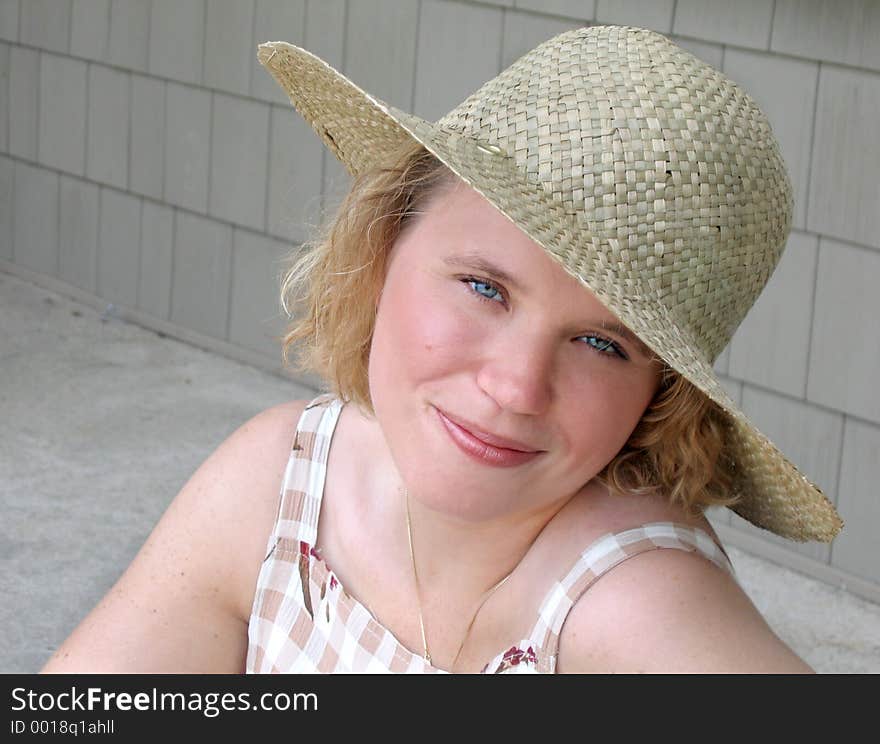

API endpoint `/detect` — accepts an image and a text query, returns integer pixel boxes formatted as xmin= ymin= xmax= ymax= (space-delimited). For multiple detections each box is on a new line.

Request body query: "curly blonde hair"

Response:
xmin=279 ymin=139 xmax=739 ymax=516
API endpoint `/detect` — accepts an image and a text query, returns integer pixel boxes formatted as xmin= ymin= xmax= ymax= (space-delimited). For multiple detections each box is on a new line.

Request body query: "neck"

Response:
xmin=401 ymin=488 xmax=559 ymax=598
xmin=348 ymin=402 xmax=571 ymax=602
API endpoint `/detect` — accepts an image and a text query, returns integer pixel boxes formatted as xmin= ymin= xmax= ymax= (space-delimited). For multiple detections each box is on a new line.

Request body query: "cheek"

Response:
xmin=371 ymin=279 xmax=480 ymax=383
xmin=559 ymin=367 xmax=657 ymax=463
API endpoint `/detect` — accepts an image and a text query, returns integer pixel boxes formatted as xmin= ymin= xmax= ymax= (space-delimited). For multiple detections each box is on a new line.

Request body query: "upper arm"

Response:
xmin=41 ymin=399 xmax=309 ymax=674
xmin=555 ymin=548 xmax=814 ymax=674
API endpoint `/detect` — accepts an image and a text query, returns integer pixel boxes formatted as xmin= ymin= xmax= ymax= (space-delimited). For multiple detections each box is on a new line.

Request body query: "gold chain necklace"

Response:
xmin=404 ymin=487 xmax=515 ymax=672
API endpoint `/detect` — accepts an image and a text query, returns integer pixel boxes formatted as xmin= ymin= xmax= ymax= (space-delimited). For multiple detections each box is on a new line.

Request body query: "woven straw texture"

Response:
xmin=256 ymin=25 xmax=842 ymax=542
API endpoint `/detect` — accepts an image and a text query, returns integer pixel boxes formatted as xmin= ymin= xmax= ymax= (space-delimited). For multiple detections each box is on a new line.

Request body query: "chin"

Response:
xmin=414 ymin=476 xmax=517 ymax=522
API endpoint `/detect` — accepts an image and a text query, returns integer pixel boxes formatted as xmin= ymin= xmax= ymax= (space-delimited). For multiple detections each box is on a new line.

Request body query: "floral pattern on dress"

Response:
xmin=297 ymin=540 xmax=342 ymax=620
xmin=490 ymin=645 xmax=539 ymax=673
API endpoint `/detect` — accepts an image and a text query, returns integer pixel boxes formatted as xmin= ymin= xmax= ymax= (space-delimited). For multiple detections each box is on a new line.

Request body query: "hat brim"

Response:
xmin=257 ymin=41 xmax=843 ymax=542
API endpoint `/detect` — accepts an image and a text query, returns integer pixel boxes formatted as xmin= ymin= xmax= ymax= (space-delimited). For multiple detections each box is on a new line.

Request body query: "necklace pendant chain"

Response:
xmin=404 ymin=487 xmax=516 ymax=672
xmin=405 ymin=487 xmax=433 ymax=663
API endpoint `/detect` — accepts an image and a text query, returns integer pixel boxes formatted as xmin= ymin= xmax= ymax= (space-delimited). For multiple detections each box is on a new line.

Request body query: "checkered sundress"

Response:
xmin=246 ymin=393 xmax=737 ymax=674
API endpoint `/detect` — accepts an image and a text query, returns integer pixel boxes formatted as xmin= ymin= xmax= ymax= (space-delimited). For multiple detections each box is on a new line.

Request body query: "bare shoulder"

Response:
xmin=187 ymin=397 xmax=312 ymax=605
xmin=125 ymin=396 xmax=313 ymax=621
xmin=555 ymin=529 xmax=813 ymax=674
xmin=178 ymin=397 xmax=313 ymax=619
xmin=41 ymin=397 xmax=311 ymax=673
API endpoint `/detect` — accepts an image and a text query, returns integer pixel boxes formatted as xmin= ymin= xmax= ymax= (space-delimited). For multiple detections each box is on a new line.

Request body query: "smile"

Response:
xmin=434 ymin=407 xmax=543 ymax=468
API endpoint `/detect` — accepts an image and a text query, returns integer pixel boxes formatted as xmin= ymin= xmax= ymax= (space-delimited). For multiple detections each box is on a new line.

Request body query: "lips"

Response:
xmin=435 ymin=407 xmax=541 ymax=453
xmin=434 ymin=407 xmax=543 ymax=468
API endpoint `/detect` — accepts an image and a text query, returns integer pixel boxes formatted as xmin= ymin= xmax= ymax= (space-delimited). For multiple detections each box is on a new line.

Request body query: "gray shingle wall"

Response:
xmin=0 ymin=0 xmax=877 ymax=598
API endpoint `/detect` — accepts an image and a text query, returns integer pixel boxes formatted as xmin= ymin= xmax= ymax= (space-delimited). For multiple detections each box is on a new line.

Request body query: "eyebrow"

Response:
xmin=442 ymin=252 xmax=656 ymax=361
xmin=442 ymin=252 xmax=525 ymax=292
xmin=594 ymin=319 xmax=656 ymax=360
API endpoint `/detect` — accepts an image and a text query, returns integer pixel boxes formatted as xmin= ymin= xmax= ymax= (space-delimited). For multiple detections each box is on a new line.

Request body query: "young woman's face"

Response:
xmin=368 ymin=178 xmax=664 ymax=521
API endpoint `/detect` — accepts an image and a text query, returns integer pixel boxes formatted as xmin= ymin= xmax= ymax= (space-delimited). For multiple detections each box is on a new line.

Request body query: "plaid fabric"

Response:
xmin=246 ymin=394 xmax=737 ymax=674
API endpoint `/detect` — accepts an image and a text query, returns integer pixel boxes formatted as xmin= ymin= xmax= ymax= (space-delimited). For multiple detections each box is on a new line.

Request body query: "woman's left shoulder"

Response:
xmin=551 ymin=483 xmax=813 ymax=673
xmin=554 ymin=507 xmax=812 ymax=672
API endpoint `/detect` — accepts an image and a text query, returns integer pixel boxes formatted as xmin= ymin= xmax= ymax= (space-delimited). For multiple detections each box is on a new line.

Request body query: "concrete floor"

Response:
xmin=2 ymin=270 xmax=878 ymax=673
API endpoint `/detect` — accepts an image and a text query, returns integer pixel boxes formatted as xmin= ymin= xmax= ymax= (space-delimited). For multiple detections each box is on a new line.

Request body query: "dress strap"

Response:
xmin=265 ymin=392 xmax=345 ymax=549
xmin=526 ymin=521 xmax=737 ymax=664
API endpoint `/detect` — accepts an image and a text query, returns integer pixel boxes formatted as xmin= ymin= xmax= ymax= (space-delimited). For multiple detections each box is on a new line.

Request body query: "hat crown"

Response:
xmin=437 ymin=25 xmax=793 ymax=364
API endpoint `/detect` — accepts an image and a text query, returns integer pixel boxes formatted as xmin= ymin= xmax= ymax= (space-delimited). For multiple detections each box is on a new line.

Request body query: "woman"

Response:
xmin=42 ymin=26 xmax=842 ymax=674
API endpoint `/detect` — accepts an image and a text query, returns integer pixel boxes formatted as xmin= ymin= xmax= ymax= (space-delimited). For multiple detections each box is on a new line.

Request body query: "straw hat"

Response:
xmin=256 ymin=25 xmax=843 ymax=542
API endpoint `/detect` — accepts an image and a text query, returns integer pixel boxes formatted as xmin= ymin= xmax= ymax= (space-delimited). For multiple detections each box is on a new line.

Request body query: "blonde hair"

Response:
xmin=279 ymin=139 xmax=738 ymax=516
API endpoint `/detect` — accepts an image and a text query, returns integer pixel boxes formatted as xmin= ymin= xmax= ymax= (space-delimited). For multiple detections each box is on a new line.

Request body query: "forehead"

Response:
xmin=410 ymin=178 xmax=554 ymax=266
xmin=410 ymin=178 xmax=596 ymax=300
xmin=411 ymin=177 xmax=591 ymax=291
xmin=400 ymin=179 xmax=658 ymax=361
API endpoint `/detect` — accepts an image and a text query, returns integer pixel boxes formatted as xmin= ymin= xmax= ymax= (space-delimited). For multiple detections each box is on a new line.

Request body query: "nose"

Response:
xmin=475 ymin=329 xmax=554 ymax=416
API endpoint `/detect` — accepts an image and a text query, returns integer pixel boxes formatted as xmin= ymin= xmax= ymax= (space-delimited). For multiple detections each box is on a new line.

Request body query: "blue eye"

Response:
xmin=580 ymin=334 xmax=626 ymax=359
xmin=464 ymin=277 xmax=505 ymax=304
xmin=463 ymin=276 xmax=626 ymax=360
